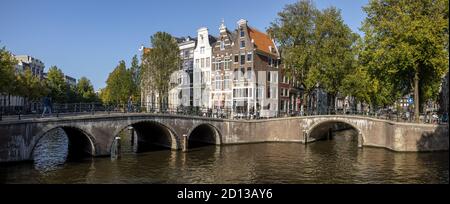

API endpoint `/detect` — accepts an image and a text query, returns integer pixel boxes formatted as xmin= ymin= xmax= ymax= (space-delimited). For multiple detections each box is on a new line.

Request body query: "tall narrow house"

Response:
xmin=193 ymin=27 xmax=216 ymax=108
xmin=211 ymin=20 xmax=234 ymax=112
xmin=231 ymin=19 xmax=280 ymax=118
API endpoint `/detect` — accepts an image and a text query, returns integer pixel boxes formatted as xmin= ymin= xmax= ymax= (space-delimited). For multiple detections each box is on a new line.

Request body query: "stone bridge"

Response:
xmin=0 ymin=113 xmax=448 ymax=162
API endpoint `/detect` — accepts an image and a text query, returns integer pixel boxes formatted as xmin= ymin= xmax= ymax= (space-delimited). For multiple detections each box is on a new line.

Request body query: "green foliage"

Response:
xmin=46 ymin=66 xmax=67 ymax=103
xmin=76 ymin=77 xmax=97 ymax=102
xmin=15 ymin=68 xmax=47 ymax=101
xmin=102 ymin=60 xmax=134 ymax=104
xmin=361 ymin=0 xmax=449 ymax=109
xmin=129 ymin=55 xmax=141 ymax=102
xmin=269 ymin=0 xmax=359 ymax=108
xmin=0 ymin=47 xmax=17 ymax=94
xmin=268 ymin=0 xmax=318 ymax=91
xmin=141 ymin=32 xmax=180 ymax=108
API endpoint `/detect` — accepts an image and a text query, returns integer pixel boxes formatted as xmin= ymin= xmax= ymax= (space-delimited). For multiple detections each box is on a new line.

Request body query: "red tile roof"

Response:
xmin=143 ymin=47 xmax=152 ymax=55
xmin=248 ymin=27 xmax=277 ymax=56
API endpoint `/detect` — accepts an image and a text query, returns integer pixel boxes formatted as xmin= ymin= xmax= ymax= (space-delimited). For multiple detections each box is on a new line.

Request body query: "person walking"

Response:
xmin=41 ymin=96 xmax=52 ymax=117
xmin=127 ymin=96 xmax=133 ymax=113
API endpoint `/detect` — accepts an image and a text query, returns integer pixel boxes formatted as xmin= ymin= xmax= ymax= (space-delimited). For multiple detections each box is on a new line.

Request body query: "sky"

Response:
xmin=0 ymin=0 xmax=369 ymax=90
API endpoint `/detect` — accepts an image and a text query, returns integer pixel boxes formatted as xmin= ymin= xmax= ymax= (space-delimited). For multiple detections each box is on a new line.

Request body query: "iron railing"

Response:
xmin=0 ymin=102 xmax=448 ymax=125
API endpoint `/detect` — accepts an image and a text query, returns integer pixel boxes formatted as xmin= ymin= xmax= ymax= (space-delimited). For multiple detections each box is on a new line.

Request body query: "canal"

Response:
xmin=0 ymin=129 xmax=448 ymax=184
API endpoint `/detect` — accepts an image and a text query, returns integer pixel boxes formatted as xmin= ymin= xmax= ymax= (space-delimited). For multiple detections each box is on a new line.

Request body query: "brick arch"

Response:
xmin=113 ymin=120 xmax=181 ymax=151
xmin=306 ymin=118 xmax=364 ymax=145
xmin=186 ymin=123 xmax=222 ymax=145
xmin=29 ymin=125 xmax=96 ymax=160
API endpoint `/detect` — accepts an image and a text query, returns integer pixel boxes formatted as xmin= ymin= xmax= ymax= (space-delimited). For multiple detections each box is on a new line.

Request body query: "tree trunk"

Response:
xmin=414 ymin=71 xmax=420 ymax=123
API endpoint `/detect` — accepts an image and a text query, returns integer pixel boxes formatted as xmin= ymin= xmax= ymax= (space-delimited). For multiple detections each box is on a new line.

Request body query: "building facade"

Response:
xmin=211 ymin=20 xmax=234 ymax=114
xmin=193 ymin=27 xmax=216 ymax=108
xmin=14 ymin=55 xmax=45 ymax=79
xmin=1 ymin=55 xmax=45 ymax=110
xmin=168 ymin=37 xmax=196 ymax=109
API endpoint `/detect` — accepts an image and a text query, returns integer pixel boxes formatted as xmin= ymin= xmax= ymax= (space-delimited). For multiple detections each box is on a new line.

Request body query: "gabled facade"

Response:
xmin=211 ymin=20 xmax=234 ymax=112
xmin=169 ymin=37 xmax=196 ymax=108
xmin=229 ymin=19 xmax=280 ymax=118
xmin=193 ymin=27 xmax=216 ymax=108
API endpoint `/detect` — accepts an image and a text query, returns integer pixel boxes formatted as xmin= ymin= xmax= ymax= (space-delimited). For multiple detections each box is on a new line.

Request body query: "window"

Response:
xmin=195 ymin=59 xmax=199 ymax=68
xmin=268 ymin=58 xmax=272 ymax=66
xmin=224 ymin=75 xmax=231 ymax=89
xmin=267 ymin=72 xmax=271 ymax=82
xmin=206 ymin=57 xmax=210 ymax=68
xmin=224 ymin=58 xmax=230 ymax=70
xmin=220 ymin=41 xmax=225 ymax=50
xmin=201 ymin=58 xmax=205 ymax=68
xmin=247 ymin=53 xmax=252 ymax=62
xmin=215 ymin=76 xmax=222 ymax=90
xmin=184 ymin=50 xmax=189 ymax=57
xmin=240 ymin=29 xmax=245 ymax=37
xmin=200 ymin=47 xmax=205 ymax=54
xmin=247 ymin=67 xmax=252 ymax=79
xmin=234 ymin=55 xmax=239 ymax=63
xmin=240 ymin=68 xmax=245 ymax=79
xmin=240 ymin=40 xmax=245 ymax=48
xmin=272 ymin=72 xmax=278 ymax=83
xmin=240 ymin=55 xmax=245 ymax=65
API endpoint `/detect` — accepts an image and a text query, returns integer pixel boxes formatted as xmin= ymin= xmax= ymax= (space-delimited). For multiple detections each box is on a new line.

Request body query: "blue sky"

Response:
xmin=0 ymin=0 xmax=368 ymax=90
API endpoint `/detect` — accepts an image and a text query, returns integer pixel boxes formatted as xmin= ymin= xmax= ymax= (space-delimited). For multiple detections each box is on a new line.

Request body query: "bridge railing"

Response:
xmin=0 ymin=102 xmax=447 ymax=125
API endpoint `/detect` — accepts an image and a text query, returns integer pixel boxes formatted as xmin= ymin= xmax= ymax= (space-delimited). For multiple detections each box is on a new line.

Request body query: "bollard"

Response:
xmin=182 ymin=134 xmax=188 ymax=152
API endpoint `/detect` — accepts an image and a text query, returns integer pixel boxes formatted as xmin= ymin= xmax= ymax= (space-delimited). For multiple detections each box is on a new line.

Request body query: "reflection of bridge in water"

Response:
xmin=0 ymin=113 xmax=448 ymax=163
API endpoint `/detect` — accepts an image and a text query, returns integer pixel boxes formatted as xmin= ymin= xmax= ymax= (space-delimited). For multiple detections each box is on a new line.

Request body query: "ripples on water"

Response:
xmin=0 ymin=130 xmax=448 ymax=184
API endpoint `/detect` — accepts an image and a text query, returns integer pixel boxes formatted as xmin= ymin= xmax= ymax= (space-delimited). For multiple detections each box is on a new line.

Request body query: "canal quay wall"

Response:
xmin=0 ymin=114 xmax=448 ymax=162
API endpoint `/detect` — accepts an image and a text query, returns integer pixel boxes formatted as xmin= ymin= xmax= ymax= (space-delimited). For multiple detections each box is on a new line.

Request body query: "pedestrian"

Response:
xmin=127 ymin=96 xmax=133 ymax=113
xmin=41 ymin=96 xmax=52 ymax=117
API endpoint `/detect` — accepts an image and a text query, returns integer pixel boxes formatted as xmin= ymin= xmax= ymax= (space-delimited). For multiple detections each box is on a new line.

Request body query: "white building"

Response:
xmin=14 ymin=55 xmax=45 ymax=79
xmin=193 ymin=27 xmax=216 ymax=108
xmin=168 ymin=37 xmax=196 ymax=109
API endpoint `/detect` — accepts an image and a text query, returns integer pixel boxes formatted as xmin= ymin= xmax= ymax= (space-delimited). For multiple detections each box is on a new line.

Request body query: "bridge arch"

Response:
xmin=187 ymin=123 xmax=221 ymax=148
xmin=114 ymin=120 xmax=180 ymax=153
xmin=306 ymin=119 xmax=364 ymax=146
xmin=30 ymin=126 xmax=96 ymax=161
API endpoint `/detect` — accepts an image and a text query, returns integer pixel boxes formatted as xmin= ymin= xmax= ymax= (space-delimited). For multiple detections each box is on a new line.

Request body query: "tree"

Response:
xmin=0 ymin=47 xmax=17 ymax=96
xmin=15 ymin=69 xmax=47 ymax=108
xmin=269 ymin=1 xmax=358 ymax=113
xmin=46 ymin=66 xmax=67 ymax=103
xmin=129 ymin=55 xmax=141 ymax=102
xmin=361 ymin=0 xmax=449 ymax=122
xmin=310 ymin=7 xmax=359 ymax=112
xmin=141 ymin=32 xmax=180 ymax=110
xmin=102 ymin=60 xmax=134 ymax=105
xmin=76 ymin=77 xmax=97 ymax=102
xmin=268 ymin=0 xmax=318 ymax=90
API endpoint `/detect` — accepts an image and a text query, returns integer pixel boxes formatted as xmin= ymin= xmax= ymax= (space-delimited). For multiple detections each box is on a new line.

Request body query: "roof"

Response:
xmin=143 ymin=47 xmax=152 ymax=55
xmin=247 ymin=26 xmax=278 ymax=56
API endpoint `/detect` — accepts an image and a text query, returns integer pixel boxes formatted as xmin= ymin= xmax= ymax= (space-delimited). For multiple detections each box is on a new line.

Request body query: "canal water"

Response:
xmin=0 ymin=129 xmax=448 ymax=184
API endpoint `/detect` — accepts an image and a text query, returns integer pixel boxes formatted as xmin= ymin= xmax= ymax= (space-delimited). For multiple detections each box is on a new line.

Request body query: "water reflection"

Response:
xmin=32 ymin=128 xmax=68 ymax=172
xmin=0 ymin=130 xmax=448 ymax=184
